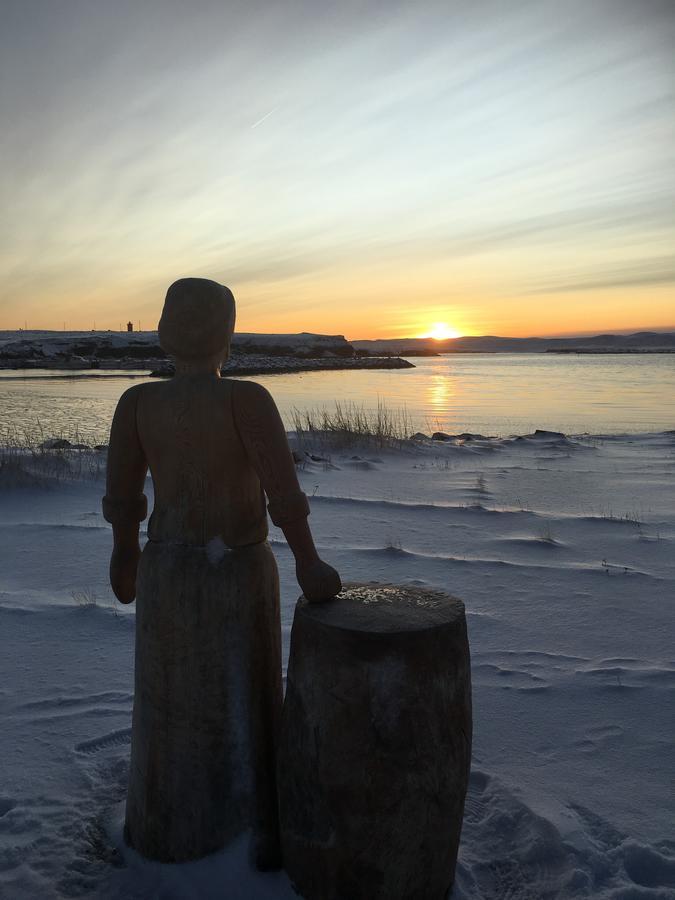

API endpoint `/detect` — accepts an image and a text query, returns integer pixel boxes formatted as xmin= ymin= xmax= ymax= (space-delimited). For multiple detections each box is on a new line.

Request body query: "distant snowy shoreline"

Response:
xmin=0 ymin=330 xmax=415 ymax=375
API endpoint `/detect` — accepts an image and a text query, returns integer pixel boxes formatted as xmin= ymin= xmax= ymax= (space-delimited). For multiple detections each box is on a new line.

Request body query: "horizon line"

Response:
xmin=2 ymin=325 xmax=675 ymax=341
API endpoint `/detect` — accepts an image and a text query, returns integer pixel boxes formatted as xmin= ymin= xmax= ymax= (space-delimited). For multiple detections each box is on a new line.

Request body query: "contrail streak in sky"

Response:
xmin=251 ymin=107 xmax=278 ymax=129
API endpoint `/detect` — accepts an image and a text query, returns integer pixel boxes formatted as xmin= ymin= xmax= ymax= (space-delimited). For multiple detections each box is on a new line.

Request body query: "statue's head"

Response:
xmin=158 ymin=278 xmax=236 ymax=363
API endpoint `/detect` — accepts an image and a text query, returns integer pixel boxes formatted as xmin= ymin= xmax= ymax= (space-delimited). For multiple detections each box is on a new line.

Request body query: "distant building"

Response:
xmin=127 ymin=321 xmax=134 ymax=332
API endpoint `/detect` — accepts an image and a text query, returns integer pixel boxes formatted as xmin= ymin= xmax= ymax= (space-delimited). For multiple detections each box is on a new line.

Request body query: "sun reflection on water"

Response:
xmin=425 ymin=372 xmax=457 ymax=432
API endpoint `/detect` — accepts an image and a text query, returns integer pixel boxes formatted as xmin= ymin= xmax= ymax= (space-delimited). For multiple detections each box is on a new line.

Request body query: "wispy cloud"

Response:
xmin=524 ymin=257 xmax=675 ymax=295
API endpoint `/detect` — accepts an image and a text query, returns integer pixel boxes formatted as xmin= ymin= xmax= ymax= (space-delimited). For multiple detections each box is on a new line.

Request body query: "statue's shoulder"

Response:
xmin=228 ymin=380 xmax=280 ymax=433
xmin=115 ymin=382 xmax=145 ymax=406
xmin=228 ymin=378 xmax=274 ymax=408
xmin=115 ymin=380 xmax=164 ymax=410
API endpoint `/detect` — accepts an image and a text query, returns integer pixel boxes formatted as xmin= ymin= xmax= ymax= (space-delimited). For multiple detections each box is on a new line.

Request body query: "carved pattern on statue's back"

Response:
xmin=174 ymin=377 xmax=207 ymax=539
xmin=136 ymin=378 xmax=267 ymax=548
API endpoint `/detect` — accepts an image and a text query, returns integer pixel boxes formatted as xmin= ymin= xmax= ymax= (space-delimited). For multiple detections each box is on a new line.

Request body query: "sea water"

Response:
xmin=1 ymin=353 xmax=674 ymax=442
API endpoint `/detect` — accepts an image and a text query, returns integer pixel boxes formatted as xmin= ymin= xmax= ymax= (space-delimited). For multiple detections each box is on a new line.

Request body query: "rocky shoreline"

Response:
xmin=0 ymin=354 xmax=415 ymax=375
xmin=150 ymin=355 xmax=414 ymax=377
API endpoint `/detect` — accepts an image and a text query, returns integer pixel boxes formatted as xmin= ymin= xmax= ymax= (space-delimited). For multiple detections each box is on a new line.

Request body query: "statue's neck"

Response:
xmin=173 ymin=357 xmax=223 ymax=377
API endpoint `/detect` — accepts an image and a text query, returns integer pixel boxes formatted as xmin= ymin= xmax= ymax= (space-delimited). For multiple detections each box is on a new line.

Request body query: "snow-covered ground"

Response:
xmin=1 ymin=430 xmax=674 ymax=899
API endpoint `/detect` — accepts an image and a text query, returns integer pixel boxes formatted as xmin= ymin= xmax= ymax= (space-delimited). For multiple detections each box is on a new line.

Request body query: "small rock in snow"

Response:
xmin=532 ymin=429 xmax=566 ymax=439
xmin=39 ymin=438 xmax=72 ymax=449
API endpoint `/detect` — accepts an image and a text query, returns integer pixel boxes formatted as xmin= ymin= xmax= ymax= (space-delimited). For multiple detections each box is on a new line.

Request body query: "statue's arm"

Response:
xmin=233 ymin=381 xmax=341 ymax=602
xmin=102 ymin=385 xmax=148 ymax=603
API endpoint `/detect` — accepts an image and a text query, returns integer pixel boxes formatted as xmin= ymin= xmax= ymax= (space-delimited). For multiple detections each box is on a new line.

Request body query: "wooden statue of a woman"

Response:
xmin=102 ymin=278 xmax=341 ymax=869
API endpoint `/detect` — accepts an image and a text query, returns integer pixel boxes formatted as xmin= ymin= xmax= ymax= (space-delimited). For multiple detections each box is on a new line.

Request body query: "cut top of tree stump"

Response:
xmin=296 ymin=582 xmax=466 ymax=635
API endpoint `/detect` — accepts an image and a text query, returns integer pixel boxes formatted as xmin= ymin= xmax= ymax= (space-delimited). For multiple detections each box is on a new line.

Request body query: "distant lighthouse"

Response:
xmin=127 ymin=321 xmax=134 ymax=332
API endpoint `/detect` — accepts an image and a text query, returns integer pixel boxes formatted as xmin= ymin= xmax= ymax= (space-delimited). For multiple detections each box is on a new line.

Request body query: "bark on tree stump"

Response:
xmin=278 ymin=583 xmax=472 ymax=900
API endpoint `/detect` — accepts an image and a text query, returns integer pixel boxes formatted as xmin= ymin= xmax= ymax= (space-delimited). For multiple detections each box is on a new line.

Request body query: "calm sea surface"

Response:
xmin=1 ymin=354 xmax=673 ymax=442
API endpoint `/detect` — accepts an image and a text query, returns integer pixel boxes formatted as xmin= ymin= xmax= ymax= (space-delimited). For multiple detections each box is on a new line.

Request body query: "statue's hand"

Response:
xmin=296 ymin=557 xmax=342 ymax=603
xmin=110 ymin=543 xmax=141 ymax=604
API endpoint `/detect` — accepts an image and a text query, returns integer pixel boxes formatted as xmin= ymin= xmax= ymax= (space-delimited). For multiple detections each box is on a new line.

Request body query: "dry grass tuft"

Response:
xmin=0 ymin=423 xmax=107 ymax=488
xmin=291 ymin=401 xmax=412 ymax=452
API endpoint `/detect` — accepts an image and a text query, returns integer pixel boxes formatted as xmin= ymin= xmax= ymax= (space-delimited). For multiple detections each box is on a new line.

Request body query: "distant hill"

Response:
xmin=352 ymin=332 xmax=675 ymax=355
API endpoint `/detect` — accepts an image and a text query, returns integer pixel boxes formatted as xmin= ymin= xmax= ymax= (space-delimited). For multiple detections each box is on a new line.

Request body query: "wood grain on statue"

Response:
xmin=104 ymin=278 xmax=341 ymax=867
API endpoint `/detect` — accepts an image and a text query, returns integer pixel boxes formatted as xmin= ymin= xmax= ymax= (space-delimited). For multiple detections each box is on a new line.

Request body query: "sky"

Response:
xmin=0 ymin=0 xmax=673 ymax=338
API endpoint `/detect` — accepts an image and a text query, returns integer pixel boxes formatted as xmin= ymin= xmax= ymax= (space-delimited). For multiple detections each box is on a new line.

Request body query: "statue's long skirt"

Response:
xmin=124 ymin=539 xmax=282 ymax=863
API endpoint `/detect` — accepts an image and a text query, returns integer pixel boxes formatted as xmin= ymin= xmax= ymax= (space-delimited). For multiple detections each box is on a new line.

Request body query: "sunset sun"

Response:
xmin=425 ymin=322 xmax=462 ymax=340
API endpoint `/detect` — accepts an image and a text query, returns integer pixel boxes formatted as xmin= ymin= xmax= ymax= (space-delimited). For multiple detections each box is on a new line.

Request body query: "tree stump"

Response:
xmin=278 ymin=583 xmax=472 ymax=900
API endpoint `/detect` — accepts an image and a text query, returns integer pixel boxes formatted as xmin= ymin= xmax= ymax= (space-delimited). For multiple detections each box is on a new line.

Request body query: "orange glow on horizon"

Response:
xmin=2 ymin=277 xmax=674 ymax=340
